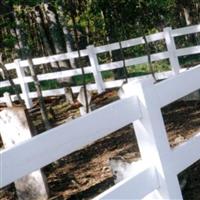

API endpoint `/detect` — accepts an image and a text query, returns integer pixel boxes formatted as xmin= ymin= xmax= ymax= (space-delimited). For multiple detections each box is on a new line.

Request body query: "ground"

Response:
xmin=0 ymin=89 xmax=200 ymax=200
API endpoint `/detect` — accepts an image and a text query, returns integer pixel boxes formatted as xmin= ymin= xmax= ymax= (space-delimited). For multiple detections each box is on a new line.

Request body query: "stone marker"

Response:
xmin=0 ymin=107 xmax=49 ymax=200
xmin=64 ymin=87 xmax=74 ymax=104
xmin=3 ymin=92 xmax=13 ymax=107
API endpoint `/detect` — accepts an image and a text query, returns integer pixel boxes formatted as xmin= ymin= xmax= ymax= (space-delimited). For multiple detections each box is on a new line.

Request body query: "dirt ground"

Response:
xmin=0 ymin=89 xmax=200 ymax=200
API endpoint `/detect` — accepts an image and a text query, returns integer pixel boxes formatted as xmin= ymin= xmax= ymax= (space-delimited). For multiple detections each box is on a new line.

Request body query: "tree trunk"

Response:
xmin=13 ymin=8 xmax=27 ymax=60
xmin=28 ymin=12 xmax=52 ymax=73
xmin=71 ymin=13 xmax=89 ymax=113
xmin=10 ymin=28 xmax=19 ymax=59
xmin=183 ymin=7 xmax=192 ymax=25
xmin=101 ymin=5 xmax=126 ymax=80
xmin=57 ymin=5 xmax=76 ymax=69
xmin=43 ymin=3 xmax=70 ymax=69
xmin=143 ymin=36 xmax=157 ymax=82
xmin=27 ymin=57 xmax=51 ymax=130
xmin=34 ymin=6 xmax=59 ymax=70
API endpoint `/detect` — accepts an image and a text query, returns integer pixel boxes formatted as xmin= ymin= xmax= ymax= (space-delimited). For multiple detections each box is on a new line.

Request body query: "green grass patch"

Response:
xmin=0 ymin=85 xmax=21 ymax=96
xmin=127 ymin=60 xmax=171 ymax=76
xmin=29 ymin=80 xmax=61 ymax=92
xmin=179 ymin=54 xmax=200 ymax=68
xmin=72 ymin=73 xmax=95 ymax=85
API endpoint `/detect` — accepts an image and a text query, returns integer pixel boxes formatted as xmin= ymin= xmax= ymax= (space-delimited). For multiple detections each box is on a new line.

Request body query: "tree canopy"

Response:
xmin=0 ymin=0 xmax=199 ymax=63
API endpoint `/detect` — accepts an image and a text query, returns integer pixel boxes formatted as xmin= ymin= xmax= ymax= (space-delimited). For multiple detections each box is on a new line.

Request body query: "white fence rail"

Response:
xmin=0 ymin=24 xmax=200 ymax=108
xmin=1 ymin=64 xmax=200 ymax=199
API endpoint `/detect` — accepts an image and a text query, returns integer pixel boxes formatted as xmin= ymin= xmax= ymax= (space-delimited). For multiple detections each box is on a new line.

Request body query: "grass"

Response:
xmin=179 ymin=54 xmax=200 ymax=68
xmin=0 ymin=85 xmax=21 ymax=96
xmin=29 ymin=80 xmax=61 ymax=92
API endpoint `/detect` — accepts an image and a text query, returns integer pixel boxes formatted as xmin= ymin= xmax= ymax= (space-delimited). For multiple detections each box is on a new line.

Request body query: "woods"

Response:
xmin=0 ymin=0 xmax=199 ymax=65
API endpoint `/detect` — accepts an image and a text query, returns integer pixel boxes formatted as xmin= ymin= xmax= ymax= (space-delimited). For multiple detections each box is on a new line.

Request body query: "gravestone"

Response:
xmin=3 ymin=92 xmax=13 ymax=107
xmin=64 ymin=87 xmax=74 ymax=104
xmin=0 ymin=107 xmax=49 ymax=200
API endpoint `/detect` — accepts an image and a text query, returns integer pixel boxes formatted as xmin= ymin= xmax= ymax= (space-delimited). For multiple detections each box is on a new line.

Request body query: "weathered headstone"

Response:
xmin=64 ymin=87 xmax=74 ymax=104
xmin=3 ymin=92 xmax=13 ymax=107
xmin=0 ymin=107 xmax=49 ymax=200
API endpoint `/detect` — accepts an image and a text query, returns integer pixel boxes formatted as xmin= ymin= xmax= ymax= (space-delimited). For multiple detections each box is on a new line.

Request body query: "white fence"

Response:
xmin=0 ymin=24 xmax=200 ymax=108
xmin=1 ymin=63 xmax=200 ymax=199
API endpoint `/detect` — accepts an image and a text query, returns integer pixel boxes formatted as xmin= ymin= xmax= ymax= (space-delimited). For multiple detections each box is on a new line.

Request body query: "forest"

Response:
xmin=0 ymin=0 xmax=199 ymax=66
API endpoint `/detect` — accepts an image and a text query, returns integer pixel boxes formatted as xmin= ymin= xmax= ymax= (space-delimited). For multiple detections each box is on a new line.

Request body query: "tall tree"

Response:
xmin=57 ymin=4 xmax=76 ymax=69
xmin=42 ymin=3 xmax=70 ymax=69
xmin=66 ymin=0 xmax=90 ymax=113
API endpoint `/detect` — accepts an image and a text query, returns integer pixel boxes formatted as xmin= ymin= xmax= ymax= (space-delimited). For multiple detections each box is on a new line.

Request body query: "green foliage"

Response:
xmin=0 ymin=0 xmax=199 ymax=68
xmin=2 ymin=35 xmax=16 ymax=48
xmin=4 ymin=0 xmax=42 ymax=6
xmin=29 ymin=80 xmax=60 ymax=92
xmin=0 ymin=85 xmax=21 ymax=96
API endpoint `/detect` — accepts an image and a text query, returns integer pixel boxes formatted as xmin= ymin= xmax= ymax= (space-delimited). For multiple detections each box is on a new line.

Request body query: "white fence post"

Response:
xmin=87 ymin=45 xmax=105 ymax=93
xmin=164 ymin=27 xmax=180 ymax=75
xmin=121 ymin=78 xmax=183 ymax=199
xmin=15 ymin=59 xmax=33 ymax=108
